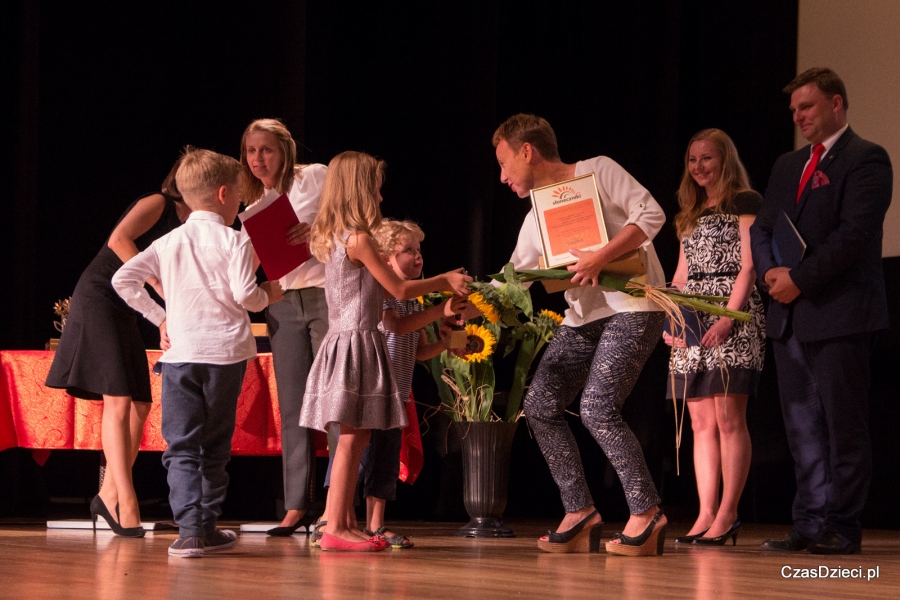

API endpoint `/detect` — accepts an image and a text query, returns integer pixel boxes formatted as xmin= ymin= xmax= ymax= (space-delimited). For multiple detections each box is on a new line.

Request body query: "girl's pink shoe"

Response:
xmin=320 ymin=532 xmax=385 ymax=552
xmin=368 ymin=534 xmax=390 ymax=551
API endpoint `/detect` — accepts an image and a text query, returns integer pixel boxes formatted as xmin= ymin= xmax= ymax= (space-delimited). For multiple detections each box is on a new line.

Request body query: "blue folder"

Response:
xmin=772 ymin=210 xmax=807 ymax=268
xmin=664 ymin=306 xmax=707 ymax=347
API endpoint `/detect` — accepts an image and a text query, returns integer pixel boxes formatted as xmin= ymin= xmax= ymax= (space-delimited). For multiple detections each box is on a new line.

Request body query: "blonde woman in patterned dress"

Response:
xmin=665 ymin=129 xmax=765 ymax=546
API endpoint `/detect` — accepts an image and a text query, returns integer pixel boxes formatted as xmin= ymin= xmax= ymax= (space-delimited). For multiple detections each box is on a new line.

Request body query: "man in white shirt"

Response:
xmin=493 ymin=114 xmax=667 ymax=555
xmin=113 ymin=148 xmax=283 ymax=558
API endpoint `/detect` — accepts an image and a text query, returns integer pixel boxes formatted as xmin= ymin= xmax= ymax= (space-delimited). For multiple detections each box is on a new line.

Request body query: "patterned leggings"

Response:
xmin=524 ymin=311 xmax=665 ymax=514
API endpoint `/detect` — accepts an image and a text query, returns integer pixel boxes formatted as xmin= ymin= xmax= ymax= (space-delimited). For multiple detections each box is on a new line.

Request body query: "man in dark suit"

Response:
xmin=750 ymin=67 xmax=892 ymax=554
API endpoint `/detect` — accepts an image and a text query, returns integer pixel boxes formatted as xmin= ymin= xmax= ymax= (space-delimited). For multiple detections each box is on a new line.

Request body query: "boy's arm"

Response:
xmin=415 ymin=329 xmax=446 ymax=361
xmin=112 ymin=248 xmax=166 ymax=327
xmin=229 ymin=237 xmax=279 ymax=312
xmin=382 ymin=296 xmax=468 ymax=336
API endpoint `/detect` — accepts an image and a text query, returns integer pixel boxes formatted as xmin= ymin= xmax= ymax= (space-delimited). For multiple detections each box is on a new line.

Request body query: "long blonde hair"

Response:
xmin=239 ymin=118 xmax=298 ymax=204
xmin=309 ymin=151 xmax=386 ymax=262
xmin=674 ymin=128 xmax=751 ymax=239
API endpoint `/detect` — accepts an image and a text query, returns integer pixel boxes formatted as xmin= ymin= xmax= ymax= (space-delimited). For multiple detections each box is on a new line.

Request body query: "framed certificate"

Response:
xmin=530 ymin=174 xmax=609 ymax=269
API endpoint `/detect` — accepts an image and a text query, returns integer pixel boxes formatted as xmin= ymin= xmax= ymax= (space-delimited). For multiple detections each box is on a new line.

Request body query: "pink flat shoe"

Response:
xmin=320 ymin=532 xmax=385 ymax=552
xmin=368 ymin=534 xmax=390 ymax=551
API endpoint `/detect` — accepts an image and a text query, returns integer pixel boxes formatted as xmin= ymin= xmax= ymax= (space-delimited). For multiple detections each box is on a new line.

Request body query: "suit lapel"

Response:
xmin=817 ymin=127 xmax=853 ymax=174
xmin=794 ymin=127 xmax=855 ymax=222
xmin=788 ymin=148 xmax=810 ymax=220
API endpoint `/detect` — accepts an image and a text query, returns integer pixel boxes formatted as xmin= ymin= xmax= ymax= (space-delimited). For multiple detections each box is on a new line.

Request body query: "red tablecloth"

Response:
xmin=1 ymin=350 xmax=291 ymax=456
xmin=0 ymin=350 xmax=423 ymax=482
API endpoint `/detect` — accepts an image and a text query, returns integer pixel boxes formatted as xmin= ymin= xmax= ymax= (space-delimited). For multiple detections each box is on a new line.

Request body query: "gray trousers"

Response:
xmin=524 ymin=311 xmax=664 ymax=515
xmin=266 ymin=287 xmax=330 ymax=510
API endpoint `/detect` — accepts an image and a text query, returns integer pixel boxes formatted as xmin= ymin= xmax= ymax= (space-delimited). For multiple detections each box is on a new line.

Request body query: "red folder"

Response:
xmin=239 ymin=191 xmax=311 ymax=280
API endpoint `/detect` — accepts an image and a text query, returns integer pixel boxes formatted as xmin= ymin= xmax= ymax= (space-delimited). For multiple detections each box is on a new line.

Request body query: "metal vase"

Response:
xmin=452 ymin=420 xmax=518 ymax=538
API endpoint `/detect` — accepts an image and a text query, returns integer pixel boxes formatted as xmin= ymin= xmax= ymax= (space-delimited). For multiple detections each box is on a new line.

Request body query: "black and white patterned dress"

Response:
xmin=668 ymin=191 xmax=766 ymax=398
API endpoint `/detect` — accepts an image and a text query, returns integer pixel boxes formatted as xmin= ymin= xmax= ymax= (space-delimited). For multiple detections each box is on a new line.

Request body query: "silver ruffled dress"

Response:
xmin=299 ymin=242 xmax=407 ymax=432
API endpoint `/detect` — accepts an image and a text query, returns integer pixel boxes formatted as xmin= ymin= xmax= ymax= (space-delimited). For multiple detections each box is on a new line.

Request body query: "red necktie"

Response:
xmin=797 ymin=143 xmax=825 ymax=202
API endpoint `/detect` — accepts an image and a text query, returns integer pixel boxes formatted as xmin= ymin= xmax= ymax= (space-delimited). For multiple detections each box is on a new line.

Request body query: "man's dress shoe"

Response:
xmin=761 ymin=530 xmax=813 ymax=551
xmin=807 ymin=532 xmax=861 ymax=555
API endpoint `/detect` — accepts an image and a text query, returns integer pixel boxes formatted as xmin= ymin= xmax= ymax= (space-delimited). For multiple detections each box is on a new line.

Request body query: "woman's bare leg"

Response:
xmin=98 ymin=395 xmax=148 ymax=528
xmin=703 ymin=393 xmax=750 ymax=538
xmin=685 ymin=396 xmax=720 ymax=536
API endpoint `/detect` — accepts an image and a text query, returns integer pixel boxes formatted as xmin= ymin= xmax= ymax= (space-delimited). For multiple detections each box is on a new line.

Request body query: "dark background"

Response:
xmin=3 ymin=1 xmax=898 ymax=530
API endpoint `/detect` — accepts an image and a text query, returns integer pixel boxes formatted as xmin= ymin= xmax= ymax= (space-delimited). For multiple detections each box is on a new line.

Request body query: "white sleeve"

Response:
xmin=596 ymin=157 xmax=665 ymax=241
xmin=229 ymin=237 xmax=269 ymax=313
xmin=289 ymin=163 xmax=328 ymax=225
xmin=111 ymin=247 xmax=167 ymax=327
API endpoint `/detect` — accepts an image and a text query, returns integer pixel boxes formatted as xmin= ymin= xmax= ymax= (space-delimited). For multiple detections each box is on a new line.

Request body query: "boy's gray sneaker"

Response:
xmin=204 ymin=528 xmax=238 ymax=553
xmin=169 ymin=536 xmax=205 ymax=558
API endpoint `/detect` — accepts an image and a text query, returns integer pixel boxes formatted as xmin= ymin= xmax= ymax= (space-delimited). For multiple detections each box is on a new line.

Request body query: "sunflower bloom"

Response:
xmin=469 ymin=292 xmax=500 ymax=324
xmin=463 ymin=324 xmax=496 ymax=363
xmin=540 ymin=309 xmax=563 ymax=325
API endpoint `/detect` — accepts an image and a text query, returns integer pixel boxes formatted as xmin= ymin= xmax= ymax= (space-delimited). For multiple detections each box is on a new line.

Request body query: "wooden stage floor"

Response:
xmin=0 ymin=520 xmax=897 ymax=599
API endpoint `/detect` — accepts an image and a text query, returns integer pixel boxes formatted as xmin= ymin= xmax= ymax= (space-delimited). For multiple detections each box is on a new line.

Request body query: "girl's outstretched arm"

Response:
xmin=347 ymin=232 xmax=471 ymax=299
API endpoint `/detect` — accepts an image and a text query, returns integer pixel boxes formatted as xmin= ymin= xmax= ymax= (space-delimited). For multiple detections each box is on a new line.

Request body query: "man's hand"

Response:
xmin=286 ymin=222 xmax=311 ymax=246
xmin=765 ymin=267 xmax=801 ymax=303
xmin=567 ymin=248 xmax=608 ymax=287
xmin=262 ymin=280 xmax=285 ymax=304
xmin=159 ymin=320 xmax=171 ymax=351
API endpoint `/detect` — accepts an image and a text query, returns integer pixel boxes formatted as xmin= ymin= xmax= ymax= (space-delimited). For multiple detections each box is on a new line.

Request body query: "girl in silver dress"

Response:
xmin=299 ymin=151 xmax=470 ymax=552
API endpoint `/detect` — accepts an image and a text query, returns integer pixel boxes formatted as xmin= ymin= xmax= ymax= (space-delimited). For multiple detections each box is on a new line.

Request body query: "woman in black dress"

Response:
xmin=46 ymin=158 xmax=190 ymax=536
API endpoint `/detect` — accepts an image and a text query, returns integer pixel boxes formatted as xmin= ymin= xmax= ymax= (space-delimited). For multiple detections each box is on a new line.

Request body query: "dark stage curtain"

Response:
xmin=6 ymin=1 xmax=799 ymax=352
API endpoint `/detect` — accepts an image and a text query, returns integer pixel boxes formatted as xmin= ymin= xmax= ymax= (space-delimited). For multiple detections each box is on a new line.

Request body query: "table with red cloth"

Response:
xmin=0 ymin=350 xmax=423 ymax=483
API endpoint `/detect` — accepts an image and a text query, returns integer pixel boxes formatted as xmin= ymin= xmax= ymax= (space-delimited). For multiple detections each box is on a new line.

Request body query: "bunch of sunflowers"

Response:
xmin=422 ymin=264 xmax=563 ymax=422
xmin=421 ymin=261 xmax=750 ymax=423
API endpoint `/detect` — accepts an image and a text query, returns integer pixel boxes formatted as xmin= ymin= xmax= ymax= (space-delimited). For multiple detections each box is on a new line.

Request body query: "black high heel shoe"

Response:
xmin=605 ymin=508 xmax=667 ymax=556
xmin=674 ymin=528 xmax=709 ymax=544
xmin=693 ymin=520 xmax=741 ymax=546
xmin=537 ymin=509 xmax=603 ymax=553
xmin=266 ymin=511 xmax=317 ymax=537
xmin=90 ymin=496 xmax=145 ymax=538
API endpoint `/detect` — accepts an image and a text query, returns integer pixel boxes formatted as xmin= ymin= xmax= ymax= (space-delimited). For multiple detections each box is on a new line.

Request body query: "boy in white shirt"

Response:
xmin=112 ymin=147 xmax=283 ymax=557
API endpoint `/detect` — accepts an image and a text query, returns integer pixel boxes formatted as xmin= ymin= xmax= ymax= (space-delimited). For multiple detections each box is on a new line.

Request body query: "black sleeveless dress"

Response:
xmin=45 ymin=195 xmax=183 ymax=402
